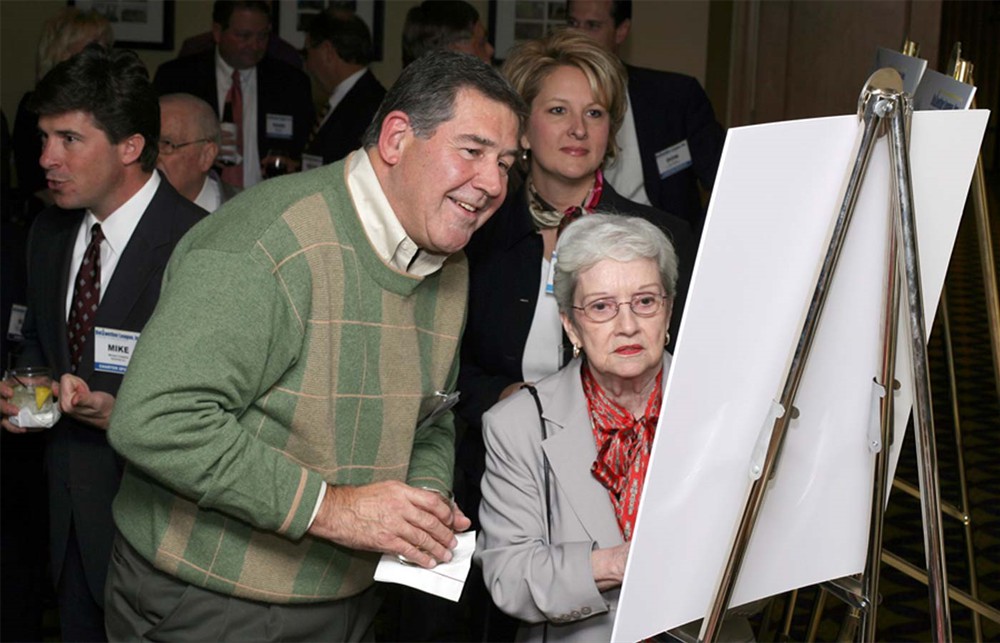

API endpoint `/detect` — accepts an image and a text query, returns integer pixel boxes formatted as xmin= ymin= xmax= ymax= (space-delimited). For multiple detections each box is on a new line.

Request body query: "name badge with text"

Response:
xmin=7 ymin=304 xmax=26 ymax=341
xmin=266 ymin=113 xmax=294 ymax=139
xmin=301 ymin=153 xmax=324 ymax=172
xmin=94 ymin=327 xmax=140 ymax=374
xmin=656 ymin=140 xmax=693 ymax=179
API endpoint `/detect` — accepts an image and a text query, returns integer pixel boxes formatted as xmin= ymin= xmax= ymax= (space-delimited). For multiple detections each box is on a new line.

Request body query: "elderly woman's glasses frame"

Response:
xmin=158 ymin=138 xmax=211 ymax=155
xmin=572 ymin=293 xmax=668 ymax=323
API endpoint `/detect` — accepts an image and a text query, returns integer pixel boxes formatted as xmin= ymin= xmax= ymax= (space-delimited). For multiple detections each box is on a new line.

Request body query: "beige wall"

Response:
xmin=2 ymin=0 xmax=716 ymax=122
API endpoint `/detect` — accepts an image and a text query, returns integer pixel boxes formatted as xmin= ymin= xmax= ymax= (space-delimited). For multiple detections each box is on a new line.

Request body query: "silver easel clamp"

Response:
xmin=698 ymin=68 xmax=953 ymax=643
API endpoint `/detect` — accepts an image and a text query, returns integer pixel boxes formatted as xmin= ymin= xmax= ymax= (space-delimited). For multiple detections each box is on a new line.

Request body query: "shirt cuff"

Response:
xmin=307 ymin=480 xmax=327 ymax=528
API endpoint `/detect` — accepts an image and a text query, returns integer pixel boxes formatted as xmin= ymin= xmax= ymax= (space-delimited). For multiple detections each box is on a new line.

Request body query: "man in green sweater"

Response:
xmin=103 ymin=50 xmax=525 ymax=640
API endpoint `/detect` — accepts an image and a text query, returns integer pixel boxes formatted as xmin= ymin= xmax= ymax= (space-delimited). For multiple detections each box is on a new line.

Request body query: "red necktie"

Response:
xmin=221 ymin=69 xmax=244 ymax=188
xmin=67 ymin=223 xmax=104 ymax=371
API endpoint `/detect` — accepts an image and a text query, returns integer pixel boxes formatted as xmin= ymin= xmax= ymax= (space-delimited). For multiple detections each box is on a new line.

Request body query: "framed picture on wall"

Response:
xmin=275 ymin=0 xmax=384 ymax=61
xmin=70 ymin=0 xmax=175 ymax=50
xmin=489 ymin=0 xmax=567 ymax=61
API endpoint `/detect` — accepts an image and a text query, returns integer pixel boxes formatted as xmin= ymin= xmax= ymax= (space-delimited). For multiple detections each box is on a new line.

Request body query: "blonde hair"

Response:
xmin=501 ymin=29 xmax=627 ymax=161
xmin=36 ymin=8 xmax=114 ymax=80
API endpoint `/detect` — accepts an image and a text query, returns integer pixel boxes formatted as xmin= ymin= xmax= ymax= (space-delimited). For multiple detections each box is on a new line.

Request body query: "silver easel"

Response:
xmin=697 ymin=68 xmax=952 ymax=643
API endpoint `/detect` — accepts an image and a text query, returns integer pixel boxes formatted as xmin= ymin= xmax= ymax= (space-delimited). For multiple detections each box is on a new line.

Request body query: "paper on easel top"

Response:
xmin=611 ymin=109 xmax=989 ymax=643
xmin=913 ymin=68 xmax=976 ymax=111
xmin=874 ymin=47 xmax=927 ymax=95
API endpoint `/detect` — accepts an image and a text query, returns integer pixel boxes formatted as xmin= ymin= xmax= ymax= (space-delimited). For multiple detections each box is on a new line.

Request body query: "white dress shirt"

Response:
xmin=64 ymin=173 xmax=161 ymax=319
xmin=193 ymin=175 xmax=222 ymax=213
xmin=215 ymin=51 xmax=262 ymax=187
xmin=603 ymin=94 xmax=652 ymax=206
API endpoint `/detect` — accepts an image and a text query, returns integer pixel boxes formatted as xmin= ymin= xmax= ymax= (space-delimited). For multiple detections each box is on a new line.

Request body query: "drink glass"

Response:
xmin=5 ymin=366 xmax=56 ymax=429
xmin=263 ymin=148 xmax=289 ymax=178
xmin=398 ymin=486 xmax=455 ymax=566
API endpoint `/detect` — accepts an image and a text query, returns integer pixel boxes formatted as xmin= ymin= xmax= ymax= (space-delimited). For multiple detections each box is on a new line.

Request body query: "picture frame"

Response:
xmin=489 ymin=0 xmax=567 ymax=61
xmin=70 ymin=0 xmax=175 ymax=51
xmin=276 ymin=0 xmax=384 ymax=62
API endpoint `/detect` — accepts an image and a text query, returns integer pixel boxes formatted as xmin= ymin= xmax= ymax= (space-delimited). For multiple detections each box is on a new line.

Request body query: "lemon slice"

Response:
xmin=35 ymin=386 xmax=52 ymax=409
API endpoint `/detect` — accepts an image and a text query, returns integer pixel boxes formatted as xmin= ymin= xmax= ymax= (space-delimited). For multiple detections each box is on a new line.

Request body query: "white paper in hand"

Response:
xmin=374 ymin=531 xmax=476 ymax=602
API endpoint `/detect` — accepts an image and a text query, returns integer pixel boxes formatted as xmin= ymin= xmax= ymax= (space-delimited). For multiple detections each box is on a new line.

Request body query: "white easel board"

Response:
xmin=613 ymin=109 xmax=989 ymax=642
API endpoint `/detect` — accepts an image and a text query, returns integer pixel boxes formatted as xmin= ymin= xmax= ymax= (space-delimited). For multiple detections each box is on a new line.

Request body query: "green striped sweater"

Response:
xmin=109 ymin=159 xmax=467 ymax=603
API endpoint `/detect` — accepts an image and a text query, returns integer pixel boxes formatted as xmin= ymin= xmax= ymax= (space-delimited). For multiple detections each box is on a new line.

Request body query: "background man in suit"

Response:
xmin=158 ymin=93 xmax=238 ymax=212
xmin=402 ymin=0 xmax=494 ymax=67
xmin=153 ymin=1 xmax=313 ymax=189
xmin=567 ymin=0 xmax=725 ymax=234
xmin=0 ymin=44 xmax=206 ymax=642
xmin=300 ymin=11 xmax=386 ymax=169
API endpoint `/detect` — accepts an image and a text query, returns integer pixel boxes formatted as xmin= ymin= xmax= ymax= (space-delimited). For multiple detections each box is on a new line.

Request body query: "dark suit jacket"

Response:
xmin=16 ymin=176 xmax=206 ymax=606
xmin=303 ymin=69 xmax=386 ymax=165
xmin=454 ymin=181 xmax=695 ymax=523
xmin=153 ymin=51 xmax=314 ymax=160
xmin=626 ymin=65 xmax=725 ymax=234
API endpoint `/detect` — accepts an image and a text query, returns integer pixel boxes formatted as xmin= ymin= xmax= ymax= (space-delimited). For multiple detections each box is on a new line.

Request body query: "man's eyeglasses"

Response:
xmin=572 ymin=293 xmax=668 ymax=323
xmin=158 ymin=138 xmax=211 ymax=155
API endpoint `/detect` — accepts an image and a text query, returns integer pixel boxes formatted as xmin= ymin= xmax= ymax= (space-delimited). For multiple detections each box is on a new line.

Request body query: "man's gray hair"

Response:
xmin=160 ymin=93 xmax=221 ymax=144
xmin=362 ymin=49 xmax=526 ymax=148
xmin=553 ymin=213 xmax=679 ymax=314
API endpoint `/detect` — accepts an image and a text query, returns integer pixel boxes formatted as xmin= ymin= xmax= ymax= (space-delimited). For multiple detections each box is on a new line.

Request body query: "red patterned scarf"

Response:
xmin=583 ymin=363 xmax=663 ymax=541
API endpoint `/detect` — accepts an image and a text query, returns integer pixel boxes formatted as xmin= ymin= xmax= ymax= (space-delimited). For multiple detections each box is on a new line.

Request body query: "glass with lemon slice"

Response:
xmin=5 ymin=366 xmax=57 ymax=429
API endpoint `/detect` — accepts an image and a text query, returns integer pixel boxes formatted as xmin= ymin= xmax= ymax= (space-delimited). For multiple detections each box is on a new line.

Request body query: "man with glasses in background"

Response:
xmin=157 ymin=93 xmax=239 ymax=212
xmin=153 ymin=1 xmax=313 ymax=189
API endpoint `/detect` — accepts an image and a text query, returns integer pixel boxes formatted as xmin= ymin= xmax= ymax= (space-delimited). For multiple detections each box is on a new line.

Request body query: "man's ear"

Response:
xmin=119 ymin=134 xmax=145 ymax=166
xmin=198 ymin=140 xmax=219 ymax=173
xmin=212 ymin=22 xmax=223 ymax=45
xmin=376 ymin=111 xmax=412 ymax=167
xmin=614 ymin=18 xmax=631 ymax=49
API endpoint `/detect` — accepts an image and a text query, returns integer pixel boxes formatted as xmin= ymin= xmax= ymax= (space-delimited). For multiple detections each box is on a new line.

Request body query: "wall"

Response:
xmin=1 ymin=0 xmax=717 ymax=124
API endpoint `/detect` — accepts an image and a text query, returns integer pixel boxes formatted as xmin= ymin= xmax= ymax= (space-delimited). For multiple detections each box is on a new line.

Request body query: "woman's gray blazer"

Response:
xmin=476 ymin=354 xmax=671 ymax=642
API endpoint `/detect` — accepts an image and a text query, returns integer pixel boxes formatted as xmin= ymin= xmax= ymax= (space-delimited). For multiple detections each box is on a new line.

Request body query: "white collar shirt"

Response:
xmin=64 ymin=172 xmax=160 ymax=318
xmin=193 ymin=175 xmax=222 ymax=213
xmin=215 ymin=50 xmax=262 ymax=187
xmin=603 ymin=92 xmax=652 ymax=206
xmin=322 ymin=68 xmax=367 ymax=127
xmin=346 ymin=150 xmax=447 ymax=277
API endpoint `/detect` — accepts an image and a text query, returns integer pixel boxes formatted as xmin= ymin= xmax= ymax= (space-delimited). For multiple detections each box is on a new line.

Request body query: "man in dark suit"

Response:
xmin=567 ymin=0 xmax=725 ymax=234
xmin=300 ymin=11 xmax=386 ymax=169
xmin=0 ymin=45 xmax=206 ymax=642
xmin=153 ymin=1 xmax=313 ymax=189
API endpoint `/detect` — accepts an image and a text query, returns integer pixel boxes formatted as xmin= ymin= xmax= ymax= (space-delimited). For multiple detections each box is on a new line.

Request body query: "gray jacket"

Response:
xmin=476 ymin=355 xmax=671 ymax=642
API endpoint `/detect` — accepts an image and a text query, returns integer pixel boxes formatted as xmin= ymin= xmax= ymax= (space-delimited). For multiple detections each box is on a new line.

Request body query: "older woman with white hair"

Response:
xmin=476 ymin=213 xmax=676 ymax=642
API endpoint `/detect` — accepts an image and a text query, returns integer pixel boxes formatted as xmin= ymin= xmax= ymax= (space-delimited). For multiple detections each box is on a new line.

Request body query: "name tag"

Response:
xmin=7 ymin=304 xmax=26 ymax=341
xmin=545 ymin=251 xmax=558 ymax=295
xmin=94 ymin=327 xmax=140 ymax=374
xmin=656 ymin=140 xmax=693 ymax=179
xmin=301 ymin=153 xmax=324 ymax=172
xmin=266 ymin=113 xmax=294 ymax=139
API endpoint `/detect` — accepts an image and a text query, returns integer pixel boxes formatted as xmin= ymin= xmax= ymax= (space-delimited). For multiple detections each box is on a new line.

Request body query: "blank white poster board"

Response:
xmin=613 ymin=109 xmax=989 ymax=642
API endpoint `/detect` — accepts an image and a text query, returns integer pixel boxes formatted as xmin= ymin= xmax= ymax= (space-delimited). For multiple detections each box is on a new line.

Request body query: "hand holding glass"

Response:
xmin=4 ymin=367 xmax=57 ymax=430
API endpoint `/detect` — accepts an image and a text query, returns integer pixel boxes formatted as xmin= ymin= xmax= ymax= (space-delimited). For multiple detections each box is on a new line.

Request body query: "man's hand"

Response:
xmin=307 ymin=481 xmax=470 ymax=568
xmin=1 ymin=380 xmax=27 ymax=433
xmin=52 ymin=374 xmax=115 ymax=430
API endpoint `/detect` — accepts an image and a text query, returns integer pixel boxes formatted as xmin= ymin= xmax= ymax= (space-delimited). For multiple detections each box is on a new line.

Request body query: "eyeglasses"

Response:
xmin=158 ymin=138 xmax=211 ymax=155
xmin=572 ymin=293 xmax=668 ymax=323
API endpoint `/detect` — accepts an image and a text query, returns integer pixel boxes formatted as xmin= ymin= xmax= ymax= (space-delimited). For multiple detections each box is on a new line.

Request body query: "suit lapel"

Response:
xmin=541 ymin=361 xmax=623 ymax=548
xmin=81 ymin=181 xmax=174 ymax=377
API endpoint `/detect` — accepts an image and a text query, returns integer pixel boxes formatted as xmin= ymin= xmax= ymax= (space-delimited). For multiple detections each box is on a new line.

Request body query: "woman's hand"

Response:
xmin=591 ymin=541 xmax=630 ymax=591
